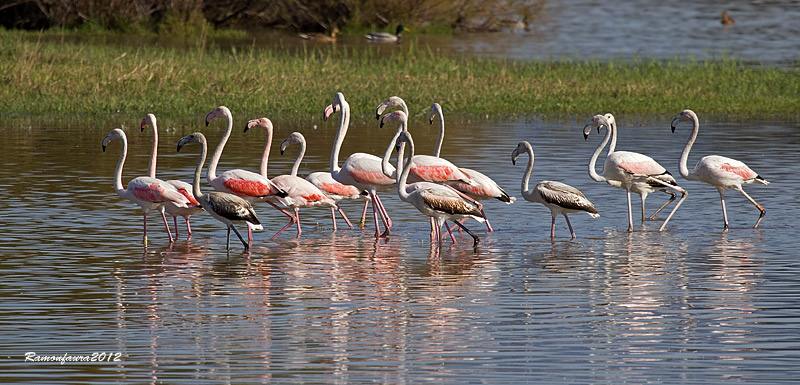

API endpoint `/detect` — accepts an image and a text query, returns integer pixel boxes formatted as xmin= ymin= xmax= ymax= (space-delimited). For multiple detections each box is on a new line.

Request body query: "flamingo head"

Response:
xmin=380 ymin=110 xmax=407 ymax=129
xmin=583 ymin=114 xmax=609 ymax=140
xmin=511 ymin=141 xmax=533 ymax=164
xmin=280 ymin=132 xmax=305 ymax=155
xmin=141 ymin=113 xmax=156 ymax=132
xmin=428 ymin=102 xmax=442 ymax=125
xmin=102 ymin=128 xmax=126 ymax=152
xmin=671 ymin=109 xmax=697 ymax=133
xmin=177 ymin=132 xmax=206 ymax=152
xmin=375 ymin=96 xmax=405 ymax=120
xmin=244 ymin=117 xmax=272 ymax=134
xmin=205 ymin=106 xmax=230 ymax=127
xmin=324 ymin=92 xmax=347 ymax=121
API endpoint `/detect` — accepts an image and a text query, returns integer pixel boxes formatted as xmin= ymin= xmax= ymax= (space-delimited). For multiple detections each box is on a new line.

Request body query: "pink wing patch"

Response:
xmin=349 ymin=168 xmax=393 ymax=185
xmin=320 ymin=182 xmax=360 ymax=196
xmin=131 ymin=184 xmax=169 ymax=203
xmin=176 ymin=187 xmax=200 ymax=206
xmin=721 ymin=163 xmax=757 ymax=180
xmin=411 ymin=165 xmax=462 ymax=183
xmin=618 ymin=161 xmax=663 ymax=176
xmin=302 ymin=193 xmax=327 ymax=203
xmin=452 ymin=182 xmax=492 ymax=197
xmin=224 ymin=179 xmax=272 ymax=197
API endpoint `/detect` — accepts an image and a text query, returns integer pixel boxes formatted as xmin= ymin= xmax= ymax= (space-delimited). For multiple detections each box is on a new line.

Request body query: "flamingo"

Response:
xmin=389 ymin=128 xmax=484 ymax=247
xmin=583 ymin=113 xmax=687 ymax=232
xmin=670 ymin=109 xmax=769 ymax=230
xmin=512 ymin=141 xmax=599 ymax=239
xmin=325 ymin=92 xmax=395 ymax=238
xmin=375 ymin=96 xmax=472 ymax=186
xmin=102 ymin=128 xmax=190 ymax=245
xmin=595 ymin=113 xmax=681 ymax=220
xmin=365 ymin=25 xmax=407 ymax=42
xmin=177 ymin=132 xmax=262 ymax=251
xmin=280 ymin=131 xmax=369 ymax=230
xmin=244 ymin=118 xmax=340 ymax=238
xmin=203 ymin=106 xmax=293 ymax=244
xmin=140 ymin=114 xmax=204 ymax=240
xmin=428 ymin=102 xmax=515 ymax=232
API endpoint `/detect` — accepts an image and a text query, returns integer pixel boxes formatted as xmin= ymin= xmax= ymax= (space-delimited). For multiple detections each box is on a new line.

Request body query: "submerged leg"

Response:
xmin=563 ymin=214 xmax=576 ymax=239
xmin=229 ymin=225 xmax=249 ymax=250
xmin=737 ymin=187 xmax=767 ymax=228
xmin=717 ymin=188 xmax=729 ymax=231
xmin=185 ymin=218 xmax=193 ymax=240
xmin=626 ymin=190 xmax=634 ymax=232
xmin=359 ymin=200 xmax=369 ymax=228
xmin=444 ymin=221 xmax=457 ymax=244
xmin=550 ymin=215 xmax=557 ymax=239
xmin=451 ymin=220 xmax=480 ymax=247
xmin=160 ymin=208 xmax=174 ymax=243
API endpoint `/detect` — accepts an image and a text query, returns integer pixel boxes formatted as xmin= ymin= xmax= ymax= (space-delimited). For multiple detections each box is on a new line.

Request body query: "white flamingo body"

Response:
xmin=671 ymin=109 xmax=768 ymax=230
xmin=584 ymin=113 xmax=687 ymax=231
xmin=513 ymin=141 xmax=598 ymax=239
xmin=377 ymin=97 xmax=472 ymax=185
xmin=141 ymin=114 xmax=204 ymax=239
xmin=102 ymin=128 xmax=189 ymax=245
xmin=390 ymin=127 xmax=484 ymax=247
xmin=281 ymin=131 xmax=366 ymax=230
xmin=326 ymin=92 xmax=395 ymax=237
xmin=177 ymin=132 xmax=262 ymax=251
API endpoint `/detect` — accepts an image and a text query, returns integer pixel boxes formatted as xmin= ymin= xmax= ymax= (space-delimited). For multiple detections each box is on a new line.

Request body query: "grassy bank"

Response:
xmin=1 ymin=30 xmax=798 ymax=122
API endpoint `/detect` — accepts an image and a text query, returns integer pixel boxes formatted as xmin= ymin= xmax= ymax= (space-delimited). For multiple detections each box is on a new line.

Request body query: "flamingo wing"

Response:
xmin=306 ymin=172 xmax=362 ymax=199
xmin=451 ymin=167 xmax=515 ymax=203
xmin=206 ymin=191 xmax=261 ymax=226
xmin=341 ymin=153 xmax=395 ymax=187
xmin=536 ymin=181 xmax=598 ymax=214
xmin=215 ymin=169 xmax=279 ymax=198
xmin=128 ymin=177 xmax=189 ymax=207
xmin=409 ymin=155 xmax=471 ymax=184
xmin=167 ymin=180 xmax=201 ymax=206
xmin=418 ymin=185 xmax=482 ymax=218
xmin=272 ymin=175 xmax=335 ymax=207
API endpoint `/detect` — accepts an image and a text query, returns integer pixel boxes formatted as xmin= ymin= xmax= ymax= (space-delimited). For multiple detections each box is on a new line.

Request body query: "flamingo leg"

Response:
xmin=185 ymin=218 xmax=193 ymax=240
xmin=451 ymin=220 xmax=480 ymax=247
xmin=142 ymin=212 xmax=148 ymax=246
xmin=294 ymin=208 xmax=302 ymax=238
xmin=479 ymin=207 xmax=494 ymax=232
xmin=173 ymin=216 xmax=180 ymax=240
xmin=645 ymin=177 xmax=688 ymax=232
xmin=626 ymin=189 xmax=634 ymax=232
xmin=330 ymin=207 xmax=338 ymax=231
xmin=444 ymin=221 xmax=457 ymax=244
xmin=359 ymin=200 xmax=369 ymax=228
xmin=737 ymin=187 xmax=767 ymax=228
xmin=639 ymin=192 xmax=648 ymax=223
xmin=336 ymin=205 xmax=354 ymax=229
xmin=443 ymin=185 xmax=489 ymax=232
xmin=266 ymin=200 xmax=298 ymax=221
xmin=160 ymin=209 xmax=174 ymax=243
xmin=248 ymin=226 xmax=253 ymax=245
xmin=373 ymin=193 xmax=392 ymax=229
xmin=433 ymin=217 xmax=443 ymax=247
xmin=717 ymin=188 xmax=730 ymax=231
xmin=229 ymin=225 xmax=248 ymax=250
xmin=649 ymin=191 xmax=677 ymax=220
xmin=429 ymin=217 xmax=437 ymax=240
xmin=563 ymin=214 xmax=576 ymax=239
xmin=272 ymin=217 xmax=296 ymax=239
xmin=550 ymin=214 xmax=557 ymax=239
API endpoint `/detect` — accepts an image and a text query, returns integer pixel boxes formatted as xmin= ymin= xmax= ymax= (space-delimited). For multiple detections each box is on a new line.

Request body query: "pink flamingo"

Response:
xmin=428 ymin=102 xmax=515 ymax=232
xmin=376 ymin=96 xmax=473 ymax=185
xmin=140 ymin=114 xmax=204 ymax=240
xmin=204 ymin=106 xmax=293 ymax=244
xmin=512 ymin=141 xmax=599 ymax=239
xmin=389 ymin=128 xmax=484 ymax=247
xmin=325 ymin=92 xmax=395 ymax=238
xmin=280 ymin=131 xmax=367 ymax=230
xmin=102 ymin=128 xmax=190 ymax=245
xmin=670 ymin=109 xmax=769 ymax=230
xmin=244 ymin=118 xmax=340 ymax=238
xmin=177 ymin=132 xmax=262 ymax=251
xmin=583 ymin=113 xmax=687 ymax=232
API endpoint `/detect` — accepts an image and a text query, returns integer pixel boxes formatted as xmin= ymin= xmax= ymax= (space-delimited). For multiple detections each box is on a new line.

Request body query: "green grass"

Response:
xmin=1 ymin=29 xmax=798 ymax=122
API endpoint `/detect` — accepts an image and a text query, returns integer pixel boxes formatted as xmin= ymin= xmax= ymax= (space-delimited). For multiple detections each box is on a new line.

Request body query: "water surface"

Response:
xmin=0 ymin=112 xmax=798 ymax=383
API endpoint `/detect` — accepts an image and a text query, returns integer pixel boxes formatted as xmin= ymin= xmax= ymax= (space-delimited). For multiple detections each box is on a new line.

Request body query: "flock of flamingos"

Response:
xmin=102 ymin=92 xmax=769 ymax=251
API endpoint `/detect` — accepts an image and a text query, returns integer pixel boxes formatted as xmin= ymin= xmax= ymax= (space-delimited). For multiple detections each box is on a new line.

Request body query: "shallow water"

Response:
xmin=1 ymin=112 xmax=798 ymax=383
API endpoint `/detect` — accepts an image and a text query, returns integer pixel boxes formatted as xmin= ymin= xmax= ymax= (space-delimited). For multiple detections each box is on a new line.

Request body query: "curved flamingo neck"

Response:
xmin=396 ymin=136 xmax=414 ymax=202
xmin=207 ymin=107 xmax=233 ymax=182
xmin=519 ymin=142 xmax=536 ymax=202
xmin=259 ymin=125 xmax=273 ymax=178
xmin=431 ymin=104 xmax=444 ymax=158
xmin=147 ymin=116 xmax=158 ymax=178
xmin=290 ymin=137 xmax=306 ymax=177
xmin=679 ymin=111 xmax=700 ymax=180
xmin=383 ymin=121 xmax=405 ymax=178
xmin=330 ymin=99 xmax=350 ymax=175
xmin=191 ymin=137 xmax=208 ymax=201
xmin=608 ymin=120 xmax=618 ymax=154
xmin=588 ymin=126 xmax=611 ymax=183
xmin=113 ymin=135 xmax=128 ymax=196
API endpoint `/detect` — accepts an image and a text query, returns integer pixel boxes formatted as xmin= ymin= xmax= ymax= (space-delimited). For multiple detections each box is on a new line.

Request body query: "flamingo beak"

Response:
xmin=323 ymin=104 xmax=335 ymax=121
xmin=670 ymin=117 xmax=680 ymax=132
